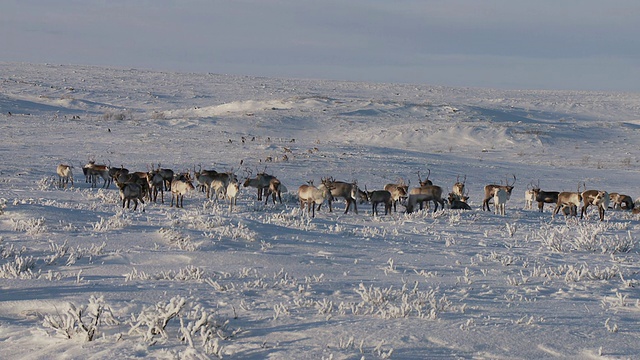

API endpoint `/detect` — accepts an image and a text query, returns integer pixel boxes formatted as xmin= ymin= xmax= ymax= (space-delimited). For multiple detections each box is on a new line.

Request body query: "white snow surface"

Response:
xmin=1 ymin=63 xmax=640 ymax=359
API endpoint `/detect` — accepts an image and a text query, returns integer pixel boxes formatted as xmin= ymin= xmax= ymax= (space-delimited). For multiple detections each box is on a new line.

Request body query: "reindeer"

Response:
xmin=147 ymin=170 xmax=166 ymax=203
xmin=581 ymin=190 xmax=609 ymax=221
xmin=356 ymin=188 xmax=369 ymax=204
xmin=226 ymin=180 xmax=240 ymax=212
xmin=193 ymin=165 xmax=218 ymax=192
xmin=448 ymin=192 xmax=471 ymax=210
xmin=366 ymin=188 xmax=393 ymax=216
xmin=154 ymin=164 xmax=175 ymax=191
xmin=86 ymin=162 xmax=112 ymax=188
xmin=531 ymin=187 xmax=559 ymax=213
xmin=552 ymin=192 xmax=582 ymax=218
xmin=208 ymin=171 xmax=237 ymax=202
xmin=482 ymin=175 xmax=516 ymax=212
xmin=609 ymin=193 xmax=634 ymax=211
xmin=264 ymin=178 xmax=283 ymax=204
xmin=115 ymin=181 xmax=145 ymax=212
xmin=384 ymin=179 xmax=409 ymax=212
xmin=321 ymin=178 xmax=360 ymax=214
xmin=82 ymin=161 xmax=95 ymax=184
xmin=524 ymin=187 xmax=535 ymax=210
xmin=122 ymin=172 xmax=151 ymax=200
xmin=193 ymin=166 xmax=218 ymax=194
xmin=56 ymin=164 xmax=74 ymax=188
xmin=451 ymin=175 xmax=466 ymax=202
xmin=243 ymin=170 xmax=276 ymax=201
xmin=298 ymin=180 xmax=332 ymax=217
xmin=109 ymin=165 xmax=129 ymax=183
xmin=405 ymin=185 xmax=444 ymax=213
xmin=493 ymin=188 xmax=508 ymax=216
xmin=170 ymin=174 xmax=195 ymax=208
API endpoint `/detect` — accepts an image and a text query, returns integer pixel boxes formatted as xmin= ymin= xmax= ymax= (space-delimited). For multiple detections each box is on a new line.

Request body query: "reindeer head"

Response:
xmin=418 ymin=169 xmax=432 ymax=187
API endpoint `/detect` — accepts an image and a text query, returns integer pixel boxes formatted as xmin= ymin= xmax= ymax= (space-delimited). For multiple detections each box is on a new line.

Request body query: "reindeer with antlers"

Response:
xmin=320 ymin=177 xmax=360 ymax=214
xmin=529 ymin=180 xmax=560 ymax=213
xmin=298 ymin=179 xmax=333 ymax=217
xmin=482 ymin=175 xmax=516 ymax=212
xmin=243 ymin=167 xmax=277 ymax=201
xmin=451 ymin=175 xmax=466 ymax=202
xmin=417 ymin=169 xmax=432 ymax=186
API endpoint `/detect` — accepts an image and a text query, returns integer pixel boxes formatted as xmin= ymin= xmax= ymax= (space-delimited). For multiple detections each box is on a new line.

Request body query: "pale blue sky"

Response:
xmin=2 ymin=0 xmax=639 ymax=91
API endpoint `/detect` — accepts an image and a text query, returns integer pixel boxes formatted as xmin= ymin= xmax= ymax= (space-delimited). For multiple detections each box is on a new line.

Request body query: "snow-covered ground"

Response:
xmin=1 ymin=62 xmax=639 ymax=359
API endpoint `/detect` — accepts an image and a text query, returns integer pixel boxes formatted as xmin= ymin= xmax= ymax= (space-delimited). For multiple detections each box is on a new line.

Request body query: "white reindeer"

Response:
xmin=171 ymin=176 xmax=195 ymax=208
xmin=56 ymin=164 xmax=74 ymax=188
xmin=451 ymin=175 xmax=466 ymax=202
xmin=493 ymin=188 xmax=508 ymax=216
xmin=209 ymin=172 xmax=236 ymax=202
xmin=226 ymin=181 xmax=240 ymax=212
xmin=298 ymin=180 xmax=332 ymax=217
xmin=524 ymin=189 xmax=535 ymax=210
xmin=483 ymin=175 xmax=516 ymax=212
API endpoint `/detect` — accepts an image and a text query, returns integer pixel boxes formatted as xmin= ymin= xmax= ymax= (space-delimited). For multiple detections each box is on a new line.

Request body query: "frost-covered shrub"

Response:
xmin=350 ymin=282 xmax=453 ymax=319
xmin=127 ymin=296 xmax=237 ymax=357
xmin=0 ymin=255 xmax=36 ymax=279
xmin=83 ymin=188 xmax=118 ymax=204
xmin=0 ymin=238 xmax=25 ymax=259
xmin=10 ymin=217 xmax=47 ymax=235
xmin=36 ymin=177 xmax=56 ymax=191
xmin=125 ymin=265 xmax=206 ymax=282
xmin=263 ymin=210 xmax=316 ymax=231
xmin=92 ymin=213 xmax=131 ymax=232
xmin=158 ymin=227 xmax=199 ymax=251
xmin=215 ymin=222 xmax=257 ymax=242
xmin=534 ymin=222 xmax=638 ymax=254
xmin=45 ymin=240 xmax=106 ymax=266
xmin=43 ymin=295 xmax=119 ymax=341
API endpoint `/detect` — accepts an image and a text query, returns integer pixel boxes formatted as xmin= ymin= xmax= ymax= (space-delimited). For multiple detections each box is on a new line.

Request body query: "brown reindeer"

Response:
xmin=384 ymin=178 xmax=409 ymax=212
xmin=366 ymin=188 xmax=393 ymax=216
xmin=321 ymin=177 xmax=360 ymax=214
xmin=581 ymin=190 xmax=609 ymax=221
xmin=406 ymin=185 xmax=444 ymax=213
xmin=553 ymin=192 xmax=582 ymax=218
xmin=609 ymin=193 xmax=634 ymax=211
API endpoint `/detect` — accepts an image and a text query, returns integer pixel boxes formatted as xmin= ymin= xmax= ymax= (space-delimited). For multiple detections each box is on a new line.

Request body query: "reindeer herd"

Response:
xmin=54 ymin=161 xmax=637 ymax=221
